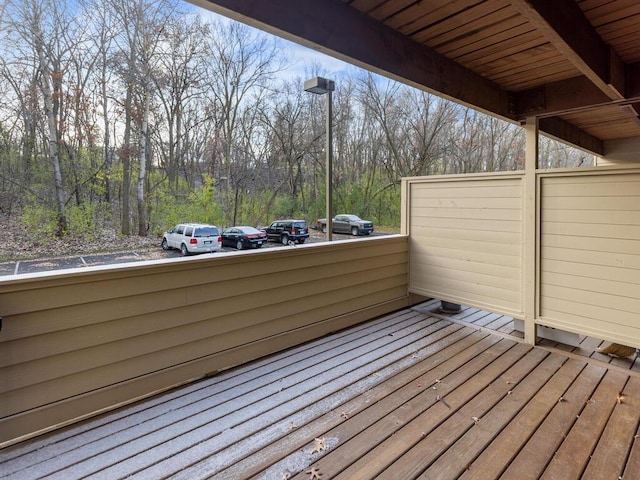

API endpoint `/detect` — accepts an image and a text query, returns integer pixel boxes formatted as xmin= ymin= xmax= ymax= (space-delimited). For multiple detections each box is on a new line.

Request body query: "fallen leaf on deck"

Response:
xmin=472 ymin=416 xmax=480 ymax=424
xmin=306 ymin=466 xmax=322 ymax=479
xmin=340 ymin=411 xmax=349 ymax=419
xmin=309 ymin=437 xmax=328 ymax=454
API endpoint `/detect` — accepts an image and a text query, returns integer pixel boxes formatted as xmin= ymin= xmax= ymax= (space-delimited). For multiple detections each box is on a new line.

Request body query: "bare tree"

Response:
xmin=80 ymin=0 xmax=118 ymax=209
xmin=203 ymin=19 xmax=282 ymax=225
xmin=357 ymin=72 xmax=457 ymax=179
xmin=258 ymin=79 xmax=316 ymax=218
xmin=153 ymin=15 xmax=211 ymax=190
xmin=2 ymin=0 xmax=82 ymax=234
xmin=111 ymin=0 xmax=175 ymax=235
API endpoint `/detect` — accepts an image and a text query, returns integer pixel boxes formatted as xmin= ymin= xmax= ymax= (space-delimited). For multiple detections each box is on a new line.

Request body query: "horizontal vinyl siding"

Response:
xmin=0 ymin=236 xmax=411 ymax=446
xmin=539 ymin=171 xmax=640 ymax=346
xmin=405 ymin=175 xmax=524 ymax=317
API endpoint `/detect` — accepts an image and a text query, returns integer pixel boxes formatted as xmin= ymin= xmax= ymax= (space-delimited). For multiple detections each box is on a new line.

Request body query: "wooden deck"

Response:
xmin=415 ymin=302 xmax=640 ymax=374
xmin=2 ymin=299 xmax=640 ymax=479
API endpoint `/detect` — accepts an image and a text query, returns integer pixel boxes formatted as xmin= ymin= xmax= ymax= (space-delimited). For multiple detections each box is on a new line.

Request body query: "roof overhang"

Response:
xmin=189 ymin=0 xmax=640 ymax=157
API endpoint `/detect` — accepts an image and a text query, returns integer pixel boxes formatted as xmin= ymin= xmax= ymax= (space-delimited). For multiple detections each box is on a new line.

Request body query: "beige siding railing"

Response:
xmin=0 ymin=235 xmax=413 ymax=447
xmin=539 ymin=169 xmax=640 ymax=345
xmin=404 ymin=166 xmax=640 ymax=350
xmin=403 ymin=173 xmax=524 ymax=318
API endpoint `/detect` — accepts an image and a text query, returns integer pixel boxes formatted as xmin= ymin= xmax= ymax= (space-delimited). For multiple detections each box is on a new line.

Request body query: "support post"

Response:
xmin=325 ymin=89 xmax=333 ymax=241
xmin=523 ymin=117 xmax=539 ymax=344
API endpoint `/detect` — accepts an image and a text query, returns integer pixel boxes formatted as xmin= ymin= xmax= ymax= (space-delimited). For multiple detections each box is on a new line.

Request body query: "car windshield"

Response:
xmin=194 ymin=227 xmax=219 ymax=237
xmin=238 ymin=226 xmax=261 ymax=234
xmin=344 ymin=215 xmax=362 ymax=221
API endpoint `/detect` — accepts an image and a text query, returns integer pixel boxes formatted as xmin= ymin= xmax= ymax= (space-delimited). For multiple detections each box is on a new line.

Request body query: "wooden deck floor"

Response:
xmin=414 ymin=302 xmax=640 ymax=373
xmin=2 ymin=300 xmax=640 ymax=479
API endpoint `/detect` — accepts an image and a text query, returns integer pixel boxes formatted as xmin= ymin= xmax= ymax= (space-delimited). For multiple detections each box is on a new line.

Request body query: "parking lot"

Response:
xmin=0 ymin=230 xmax=389 ymax=276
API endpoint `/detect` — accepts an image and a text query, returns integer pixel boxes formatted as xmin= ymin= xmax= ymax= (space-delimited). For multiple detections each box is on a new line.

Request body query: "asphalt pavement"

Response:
xmin=0 ymin=230 xmax=387 ymax=276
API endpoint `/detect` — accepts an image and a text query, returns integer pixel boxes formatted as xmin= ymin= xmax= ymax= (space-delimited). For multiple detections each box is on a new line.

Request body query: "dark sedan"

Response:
xmin=221 ymin=226 xmax=267 ymax=250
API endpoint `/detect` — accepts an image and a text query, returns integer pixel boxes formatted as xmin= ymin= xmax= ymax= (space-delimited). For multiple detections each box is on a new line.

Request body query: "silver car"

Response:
xmin=161 ymin=223 xmax=222 ymax=256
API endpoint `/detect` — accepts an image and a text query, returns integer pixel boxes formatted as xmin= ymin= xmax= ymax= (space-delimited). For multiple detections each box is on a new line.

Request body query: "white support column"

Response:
xmin=523 ymin=117 xmax=538 ymax=344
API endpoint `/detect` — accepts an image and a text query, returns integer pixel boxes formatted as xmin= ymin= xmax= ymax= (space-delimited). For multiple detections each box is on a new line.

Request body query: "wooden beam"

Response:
xmin=514 ymin=76 xmax=611 ymax=118
xmin=515 ymin=75 xmax=640 ymax=118
xmin=629 ymin=62 xmax=640 ymax=99
xmin=538 ymin=117 xmax=604 ymax=156
xmin=190 ymin=0 xmax=512 ymax=119
xmin=511 ymin=0 xmax=625 ymax=101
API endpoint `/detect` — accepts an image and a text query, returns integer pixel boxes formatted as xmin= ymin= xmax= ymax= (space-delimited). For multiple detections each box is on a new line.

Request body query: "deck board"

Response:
xmin=583 ymin=376 xmax=640 ymax=479
xmin=458 ymin=357 xmax=587 ymax=479
xmin=500 ymin=361 xmax=607 ymax=480
xmin=239 ymin=331 xmax=500 ymax=480
xmin=2 ymin=301 xmax=640 ymax=480
xmin=419 ymin=352 xmax=570 ymax=479
xmin=540 ymin=369 xmax=629 ymax=479
xmin=373 ymin=346 xmax=549 ymax=480
xmin=297 ymin=338 xmax=521 ymax=480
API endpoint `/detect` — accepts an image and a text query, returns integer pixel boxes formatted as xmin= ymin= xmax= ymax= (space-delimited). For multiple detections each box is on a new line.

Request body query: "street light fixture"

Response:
xmin=304 ymin=76 xmax=335 ymax=241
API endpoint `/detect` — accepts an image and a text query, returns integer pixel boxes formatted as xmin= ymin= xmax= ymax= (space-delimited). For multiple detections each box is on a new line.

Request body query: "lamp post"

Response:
xmin=304 ymin=76 xmax=335 ymax=241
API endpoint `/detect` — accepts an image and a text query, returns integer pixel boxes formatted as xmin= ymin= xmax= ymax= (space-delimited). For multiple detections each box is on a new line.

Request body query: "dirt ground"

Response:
xmin=0 ymin=214 xmax=160 ymax=262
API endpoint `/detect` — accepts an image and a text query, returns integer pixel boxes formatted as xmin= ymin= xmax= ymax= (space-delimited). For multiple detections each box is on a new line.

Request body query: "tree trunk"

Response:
xmin=121 ymin=85 xmax=132 ymax=236
xmin=36 ymin=34 xmax=67 ymax=235
xmin=137 ymin=91 xmax=150 ymax=236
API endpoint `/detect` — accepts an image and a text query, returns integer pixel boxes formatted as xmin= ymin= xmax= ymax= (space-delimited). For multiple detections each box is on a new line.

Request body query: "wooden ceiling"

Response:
xmin=191 ymin=0 xmax=640 ymax=156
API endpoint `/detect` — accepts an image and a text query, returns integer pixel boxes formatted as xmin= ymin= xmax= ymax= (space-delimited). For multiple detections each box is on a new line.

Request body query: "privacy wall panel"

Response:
xmin=539 ymin=171 xmax=640 ymax=345
xmin=404 ymin=174 xmax=524 ymax=317
xmin=0 ymin=236 xmax=412 ymax=446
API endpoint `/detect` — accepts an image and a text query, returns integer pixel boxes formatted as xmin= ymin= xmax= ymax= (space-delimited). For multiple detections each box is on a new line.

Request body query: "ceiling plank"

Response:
xmin=511 ymin=0 xmax=625 ymax=100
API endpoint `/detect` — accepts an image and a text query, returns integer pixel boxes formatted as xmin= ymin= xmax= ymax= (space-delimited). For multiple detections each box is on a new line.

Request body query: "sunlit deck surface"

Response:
xmin=3 ymin=299 xmax=640 ymax=479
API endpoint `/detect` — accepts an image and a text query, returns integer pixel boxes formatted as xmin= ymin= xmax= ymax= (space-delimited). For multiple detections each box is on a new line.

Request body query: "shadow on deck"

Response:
xmin=2 ymin=299 xmax=640 ymax=479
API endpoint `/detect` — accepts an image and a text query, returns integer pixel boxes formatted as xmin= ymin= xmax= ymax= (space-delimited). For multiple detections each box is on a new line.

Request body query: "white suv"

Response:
xmin=161 ymin=223 xmax=222 ymax=256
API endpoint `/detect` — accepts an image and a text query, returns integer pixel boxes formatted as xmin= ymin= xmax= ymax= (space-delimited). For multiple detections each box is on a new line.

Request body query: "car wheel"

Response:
xmin=161 ymin=238 xmax=169 ymax=250
xmin=281 ymin=234 xmax=289 ymax=245
xmin=180 ymin=244 xmax=189 ymax=256
xmin=351 ymin=226 xmax=359 ymax=236
xmin=298 ymin=238 xmax=305 ymax=244
xmin=236 ymin=240 xmax=243 ymax=250
xmin=321 ymin=224 xmax=327 ymax=234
